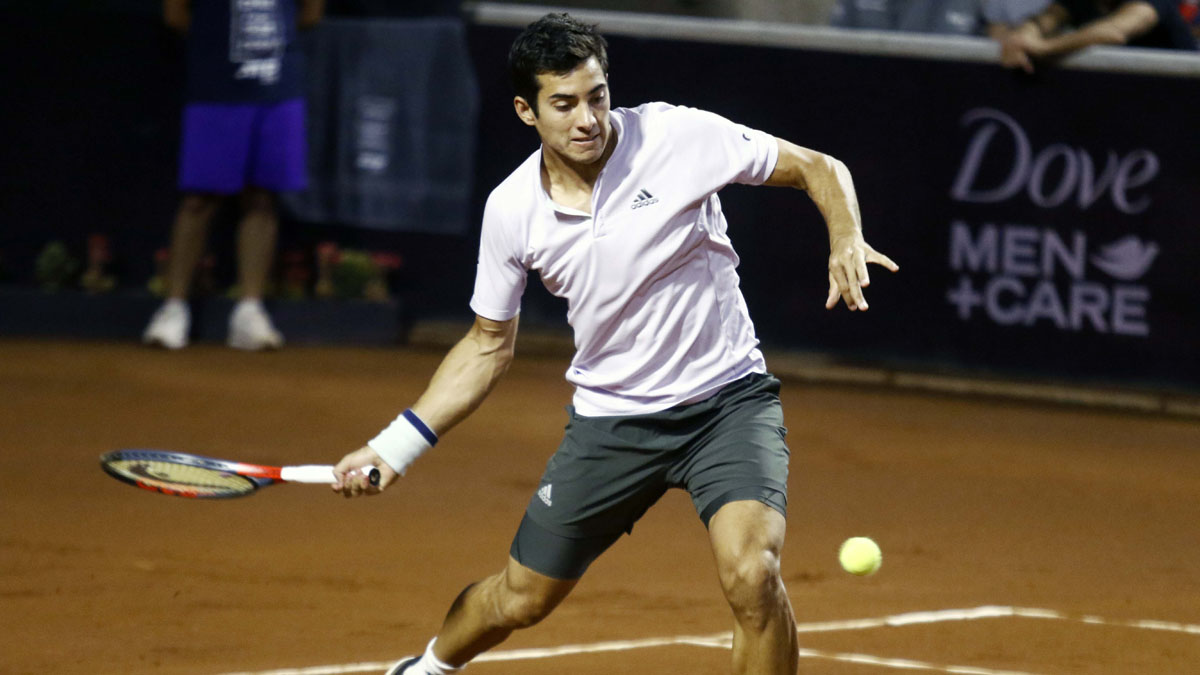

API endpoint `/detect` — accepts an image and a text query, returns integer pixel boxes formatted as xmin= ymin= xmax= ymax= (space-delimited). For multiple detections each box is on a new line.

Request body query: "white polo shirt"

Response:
xmin=470 ymin=102 xmax=779 ymax=416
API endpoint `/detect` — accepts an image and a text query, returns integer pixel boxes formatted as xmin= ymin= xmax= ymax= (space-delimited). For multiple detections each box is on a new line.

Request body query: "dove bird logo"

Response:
xmin=1090 ymin=236 xmax=1159 ymax=281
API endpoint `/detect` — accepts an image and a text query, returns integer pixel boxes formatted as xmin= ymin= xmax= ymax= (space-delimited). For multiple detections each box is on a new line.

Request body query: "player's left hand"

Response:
xmin=332 ymin=446 xmax=397 ymax=498
xmin=826 ymin=235 xmax=898 ymax=311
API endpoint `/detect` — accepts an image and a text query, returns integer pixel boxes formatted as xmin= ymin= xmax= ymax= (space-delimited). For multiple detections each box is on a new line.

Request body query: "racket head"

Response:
xmin=100 ymin=449 xmax=266 ymax=499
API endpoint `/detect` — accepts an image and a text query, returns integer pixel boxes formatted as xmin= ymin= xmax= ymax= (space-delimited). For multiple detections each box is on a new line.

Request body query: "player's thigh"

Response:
xmin=679 ymin=374 xmax=790 ymax=527
xmin=513 ymin=408 xmax=673 ymax=579
xmin=509 ymin=513 xmax=625 ymax=581
xmin=707 ymin=500 xmax=788 ymax=598
xmin=523 ymin=409 xmax=672 ymax=540
xmin=708 ymin=499 xmax=787 ymax=562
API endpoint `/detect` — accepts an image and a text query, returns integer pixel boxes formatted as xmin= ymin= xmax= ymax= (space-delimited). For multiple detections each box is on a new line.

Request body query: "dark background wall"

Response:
xmin=2 ymin=3 xmax=1196 ymax=394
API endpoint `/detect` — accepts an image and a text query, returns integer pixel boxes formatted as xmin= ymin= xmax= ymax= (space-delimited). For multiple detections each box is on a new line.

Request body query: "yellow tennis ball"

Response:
xmin=839 ymin=537 xmax=882 ymax=576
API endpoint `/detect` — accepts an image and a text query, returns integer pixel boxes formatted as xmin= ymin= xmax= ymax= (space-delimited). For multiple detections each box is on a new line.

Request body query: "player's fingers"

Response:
xmin=855 ymin=248 xmax=870 ymax=288
xmin=829 ymin=250 xmax=863 ymax=310
xmin=331 ymin=468 xmax=348 ymax=493
xmin=846 ymin=265 xmax=868 ymax=311
xmin=356 ymin=466 xmax=382 ymax=495
xmin=831 ymin=263 xmax=857 ymax=310
xmin=825 ymin=271 xmax=840 ymax=310
xmin=350 ymin=472 xmax=370 ymax=497
xmin=868 ymin=249 xmax=900 ymax=273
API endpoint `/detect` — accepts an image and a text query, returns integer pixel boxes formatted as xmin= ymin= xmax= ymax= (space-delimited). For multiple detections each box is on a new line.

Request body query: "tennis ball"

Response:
xmin=838 ymin=537 xmax=882 ymax=576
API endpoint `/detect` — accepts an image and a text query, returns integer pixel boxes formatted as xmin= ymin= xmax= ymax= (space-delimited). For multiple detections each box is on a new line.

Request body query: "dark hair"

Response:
xmin=508 ymin=13 xmax=609 ymax=116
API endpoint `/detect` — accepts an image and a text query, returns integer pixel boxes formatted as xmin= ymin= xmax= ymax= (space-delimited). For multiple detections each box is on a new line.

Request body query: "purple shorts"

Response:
xmin=178 ymin=99 xmax=308 ymax=194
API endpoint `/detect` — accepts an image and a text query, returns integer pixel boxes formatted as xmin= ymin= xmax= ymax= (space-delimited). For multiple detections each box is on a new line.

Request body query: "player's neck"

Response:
xmin=541 ymin=128 xmax=618 ymax=211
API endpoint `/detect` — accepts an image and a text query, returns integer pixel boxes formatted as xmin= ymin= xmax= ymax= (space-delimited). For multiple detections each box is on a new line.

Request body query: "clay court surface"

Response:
xmin=2 ymin=339 xmax=1199 ymax=674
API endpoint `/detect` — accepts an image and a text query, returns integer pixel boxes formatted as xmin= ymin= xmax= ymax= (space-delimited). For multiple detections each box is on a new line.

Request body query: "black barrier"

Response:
xmin=1 ymin=7 xmax=1196 ymax=392
xmin=464 ymin=21 xmax=1200 ymax=392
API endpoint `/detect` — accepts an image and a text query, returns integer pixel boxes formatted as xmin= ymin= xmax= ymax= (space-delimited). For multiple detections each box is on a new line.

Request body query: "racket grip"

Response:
xmin=280 ymin=465 xmax=381 ymax=486
xmin=281 ymin=465 xmax=339 ymax=484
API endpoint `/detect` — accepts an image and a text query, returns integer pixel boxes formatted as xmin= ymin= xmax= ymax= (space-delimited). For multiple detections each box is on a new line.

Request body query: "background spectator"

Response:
xmin=998 ymin=0 xmax=1198 ymax=72
xmin=982 ymin=0 xmax=1053 ymax=39
xmin=143 ymin=0 xmax=324 ymax=351
xmin=1179 ymin=0 xmax=1200 ymax=36
xmin=831 ymin=0 xmax=988 ymax=35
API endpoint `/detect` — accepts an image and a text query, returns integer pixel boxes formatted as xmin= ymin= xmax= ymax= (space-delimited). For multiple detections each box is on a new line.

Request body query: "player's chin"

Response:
xmin=566 ymin=139 xmax=604 ymax=162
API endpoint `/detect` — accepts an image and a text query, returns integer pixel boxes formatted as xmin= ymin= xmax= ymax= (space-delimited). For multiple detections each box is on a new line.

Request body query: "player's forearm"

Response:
xmin=411 ymin=317 xmax=518 ymax=436
xmin=766 ymin=139 xmax=863 ymax=245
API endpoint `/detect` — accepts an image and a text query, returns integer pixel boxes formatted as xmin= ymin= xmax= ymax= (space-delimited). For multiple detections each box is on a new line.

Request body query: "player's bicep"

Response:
xmin=473 ymin=314 xmax=518 ymax=345
xmin=764 ymin=139 xmax=834 ymax=191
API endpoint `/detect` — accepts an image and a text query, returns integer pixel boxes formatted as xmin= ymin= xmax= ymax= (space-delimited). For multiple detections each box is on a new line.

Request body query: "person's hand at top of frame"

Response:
xmin=332 ymin=446 xmax=397 ymax=498
xmin=826 ymin=233 xmax=898 ymax=311
xmin=1000 ymin=27 xmax=1048 ymax=73
xmin=163 ymin=0 xmax=190 ymax=33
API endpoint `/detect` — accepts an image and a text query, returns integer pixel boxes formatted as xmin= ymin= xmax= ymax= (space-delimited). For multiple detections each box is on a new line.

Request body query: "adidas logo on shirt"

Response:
xmin=631 ymin=189 xmax=659 ymax=209
xmin=538 ymin=484 xmax=553 ymax=507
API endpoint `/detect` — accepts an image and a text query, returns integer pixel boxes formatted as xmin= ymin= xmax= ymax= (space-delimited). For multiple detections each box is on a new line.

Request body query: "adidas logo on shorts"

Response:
xmin=537 ymin=483 xmax=553 ymax=507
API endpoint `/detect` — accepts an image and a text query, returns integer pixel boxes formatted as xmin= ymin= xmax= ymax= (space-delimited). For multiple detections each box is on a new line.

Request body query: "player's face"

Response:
xmin=516 ymin=57 xmax=611 ymax=166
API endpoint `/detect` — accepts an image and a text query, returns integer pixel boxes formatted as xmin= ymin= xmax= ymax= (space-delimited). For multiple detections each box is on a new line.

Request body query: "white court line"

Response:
xmin=219 ymin=605 xmax=1200 ymax=675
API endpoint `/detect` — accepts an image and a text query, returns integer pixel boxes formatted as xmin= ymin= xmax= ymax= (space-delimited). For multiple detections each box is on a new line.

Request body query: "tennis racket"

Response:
xmin=99 ymin=449 xmax=380 ymax=499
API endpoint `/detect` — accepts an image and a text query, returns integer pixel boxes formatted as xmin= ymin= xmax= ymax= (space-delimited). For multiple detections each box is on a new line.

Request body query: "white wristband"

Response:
xmin=367 ymin=409 xmax=438 ymax=475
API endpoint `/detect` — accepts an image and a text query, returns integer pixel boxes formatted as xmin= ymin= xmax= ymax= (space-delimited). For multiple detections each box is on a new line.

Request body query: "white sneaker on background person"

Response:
xmin=227 ymin=299 xmax=284 ymax=351
xmin=142 ymin=298 xmax=190 ymax=350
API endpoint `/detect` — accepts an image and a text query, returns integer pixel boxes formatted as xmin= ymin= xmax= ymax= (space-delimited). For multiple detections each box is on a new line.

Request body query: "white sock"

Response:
xmin=164 ymin=298 xmax=188 ymax=313
xmin=412 ymin=638 xmax=462 ymax=674
xmin=234 ymin=298 xmax=263 ymax=313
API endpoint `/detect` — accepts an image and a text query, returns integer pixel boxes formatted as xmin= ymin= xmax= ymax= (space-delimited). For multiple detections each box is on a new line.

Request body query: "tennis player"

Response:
xmin=333 ymin=13 xmax=897 ymax=675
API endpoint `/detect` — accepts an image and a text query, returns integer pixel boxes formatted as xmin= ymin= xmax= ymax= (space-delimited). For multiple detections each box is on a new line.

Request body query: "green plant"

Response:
xmin=35 ymin=241 xmax=80 ymax=291
xmin=331 ymin=249 xmax=375 ymax=299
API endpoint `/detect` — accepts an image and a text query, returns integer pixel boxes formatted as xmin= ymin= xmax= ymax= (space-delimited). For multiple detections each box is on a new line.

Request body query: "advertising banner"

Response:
xmin=284 ymin=18 xmax=479 ymax=234
xmin=466 ymin=25 xmax=1199 ymax=391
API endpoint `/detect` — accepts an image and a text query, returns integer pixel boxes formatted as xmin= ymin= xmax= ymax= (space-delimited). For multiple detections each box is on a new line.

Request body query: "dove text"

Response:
xmin=950 ymin=108 xmax=1158 ymax=214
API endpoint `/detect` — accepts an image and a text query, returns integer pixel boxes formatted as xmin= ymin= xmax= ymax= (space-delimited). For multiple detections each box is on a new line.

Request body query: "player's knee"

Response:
xmin=718 ymin=548 xmax=785 ymax=628
xmin=497 ymin=587 xmax=557 ymax=629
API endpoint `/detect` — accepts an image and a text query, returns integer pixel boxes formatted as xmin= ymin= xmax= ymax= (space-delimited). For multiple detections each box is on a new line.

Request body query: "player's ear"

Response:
xmin=513 ymin=96 xmax=538 ymax=127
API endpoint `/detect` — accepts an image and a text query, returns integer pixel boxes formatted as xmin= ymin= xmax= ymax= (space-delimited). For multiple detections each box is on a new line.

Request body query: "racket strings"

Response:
xmin=106 ymin=460 xmax=256 ymax=497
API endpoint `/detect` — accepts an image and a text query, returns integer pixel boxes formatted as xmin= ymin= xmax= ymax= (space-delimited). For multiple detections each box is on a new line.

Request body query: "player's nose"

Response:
xmin=575 ymin=105 xmax=596 ymax=130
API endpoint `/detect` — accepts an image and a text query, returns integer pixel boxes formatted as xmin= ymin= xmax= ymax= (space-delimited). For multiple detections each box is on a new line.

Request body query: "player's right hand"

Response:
xmin=332 ymin=446 xmax=398 ymax=498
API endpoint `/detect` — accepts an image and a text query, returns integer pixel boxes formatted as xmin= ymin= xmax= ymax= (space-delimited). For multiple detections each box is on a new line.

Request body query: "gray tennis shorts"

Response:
xmin=510 ymin=372 xmax=789 ymax=579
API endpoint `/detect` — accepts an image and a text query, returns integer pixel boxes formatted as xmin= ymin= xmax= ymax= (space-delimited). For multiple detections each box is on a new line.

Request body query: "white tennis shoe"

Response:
xmin=384 ymin=657 xmax=419 ymax=674
xmin=142 ymin=299 xmax=190 ymax=350
xmin=227 ymin=300 xmax=284 ymax=351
